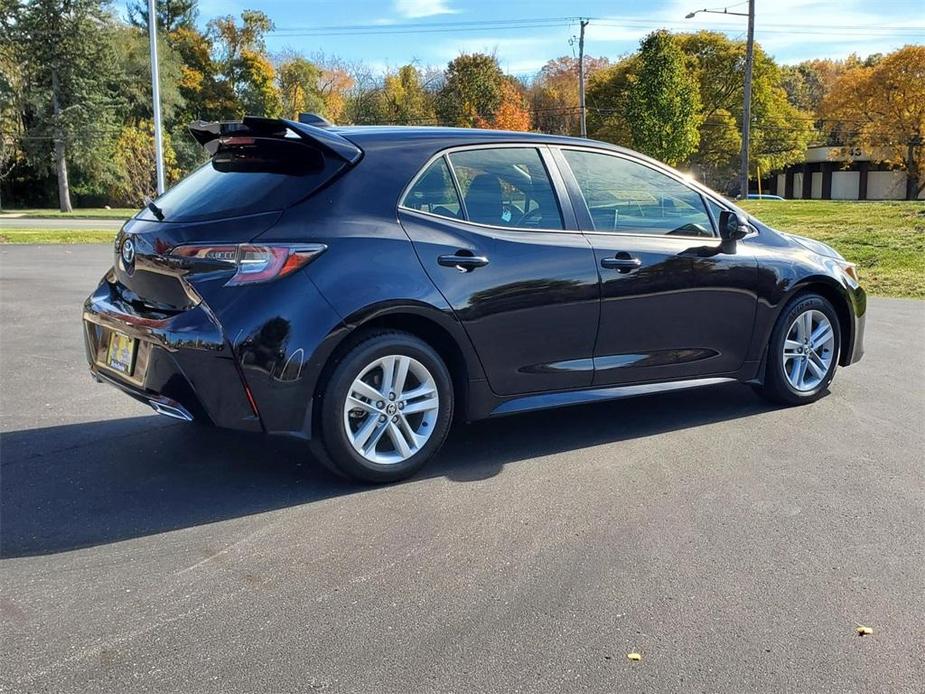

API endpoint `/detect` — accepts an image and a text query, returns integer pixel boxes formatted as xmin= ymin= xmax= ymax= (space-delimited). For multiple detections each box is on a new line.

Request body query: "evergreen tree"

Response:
xmin=11 ymin=0 xmax=120 ymax=211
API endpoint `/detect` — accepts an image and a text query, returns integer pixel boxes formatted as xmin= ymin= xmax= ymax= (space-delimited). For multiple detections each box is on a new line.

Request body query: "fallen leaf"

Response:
xmin=856 ymin=625 xmax=873 ymax=636
xmin=627 ymin=652 xmax=642 ymax=661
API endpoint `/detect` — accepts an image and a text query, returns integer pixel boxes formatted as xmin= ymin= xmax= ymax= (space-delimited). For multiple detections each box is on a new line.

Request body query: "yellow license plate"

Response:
xmin=106 ymin=331 xmax=137 ymax=376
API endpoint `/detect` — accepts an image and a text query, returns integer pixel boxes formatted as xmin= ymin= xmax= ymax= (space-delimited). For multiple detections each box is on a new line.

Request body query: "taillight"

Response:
xmin=170 ymin=243 xmax=326 ymax=285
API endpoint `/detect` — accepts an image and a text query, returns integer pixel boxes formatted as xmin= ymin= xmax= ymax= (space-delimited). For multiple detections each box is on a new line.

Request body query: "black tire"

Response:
xmin=753 ymin=292 xmax=841 ymax=406
xmin=316 ymin=331 xmax=454 ymax=483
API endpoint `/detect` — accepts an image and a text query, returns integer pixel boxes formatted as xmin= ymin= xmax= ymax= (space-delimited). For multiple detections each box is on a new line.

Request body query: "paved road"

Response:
xmin=0 ymin=217 xmax=124 ymax=230
xmin=1 ymin=244 xmax=923 ymax=693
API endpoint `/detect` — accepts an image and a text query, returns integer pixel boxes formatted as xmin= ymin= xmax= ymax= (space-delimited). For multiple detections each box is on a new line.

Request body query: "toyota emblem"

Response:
xmin=121 ymin=238 xmax=135 ymax=266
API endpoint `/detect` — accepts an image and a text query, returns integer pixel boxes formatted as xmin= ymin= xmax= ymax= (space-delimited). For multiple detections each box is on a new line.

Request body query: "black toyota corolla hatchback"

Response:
xmin=83 ymin=116 xmax=866 ymax=482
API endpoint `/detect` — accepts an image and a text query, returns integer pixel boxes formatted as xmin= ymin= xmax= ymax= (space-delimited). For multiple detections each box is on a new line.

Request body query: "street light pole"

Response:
xmin=740 ymin=0 xmax=755 ymax=199
xmin=148 ymin=0 xmax=166 ymax=196
xmin=685 ymin=1 xmax=755 ymax=198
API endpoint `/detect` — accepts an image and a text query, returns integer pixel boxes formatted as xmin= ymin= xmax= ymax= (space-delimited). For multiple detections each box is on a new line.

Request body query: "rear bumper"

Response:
xmin=83 ymin=275 xmax=262 ymax=432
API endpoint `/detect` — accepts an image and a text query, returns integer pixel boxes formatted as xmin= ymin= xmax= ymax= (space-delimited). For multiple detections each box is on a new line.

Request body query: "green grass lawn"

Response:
xmin=2 ymin=200 xmax=922 ymax=298
xmin=0 ymin=207 xmax=135 ymax=219
xmin=740 ymin=200 xmax=925 ymax=299
xmin=0 ymin=229 xmax=116 ymax=244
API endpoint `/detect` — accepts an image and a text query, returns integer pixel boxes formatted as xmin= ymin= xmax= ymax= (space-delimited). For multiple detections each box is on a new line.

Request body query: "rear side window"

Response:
xmin=403 ymin=158 xmax=462 ymax=220
xmin=447 ymin=148 xmax=564 ymax=230
xmin=562 ymin=149 xmax=714 ymax=237
xmin=140 ymin=139 xmax=343 ymax=223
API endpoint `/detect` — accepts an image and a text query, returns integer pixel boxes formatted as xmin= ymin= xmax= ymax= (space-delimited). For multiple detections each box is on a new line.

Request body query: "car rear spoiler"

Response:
xmin=188 ymin=116 xmax=362 ymax=165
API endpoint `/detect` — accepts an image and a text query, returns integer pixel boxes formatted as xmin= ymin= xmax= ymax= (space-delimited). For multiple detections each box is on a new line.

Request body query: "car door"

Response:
xmin=398 ymin=145 xmax=600 ymax=396
xmin=552 ymin=147 xmax=758 ymax=386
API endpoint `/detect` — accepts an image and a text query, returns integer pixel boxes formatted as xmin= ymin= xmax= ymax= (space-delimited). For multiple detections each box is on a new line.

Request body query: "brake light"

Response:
xmin=170 ymin=243 xmax=326 ymax=285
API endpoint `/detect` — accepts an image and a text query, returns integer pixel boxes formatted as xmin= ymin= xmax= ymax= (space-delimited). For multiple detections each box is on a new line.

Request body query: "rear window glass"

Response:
xmin=403 ymin=158 xmax=462 ymax=220
xmin=447 ymin=148 xmax=564 ymax=230
xmin=139 ymin=140 xmax=343 ymax=223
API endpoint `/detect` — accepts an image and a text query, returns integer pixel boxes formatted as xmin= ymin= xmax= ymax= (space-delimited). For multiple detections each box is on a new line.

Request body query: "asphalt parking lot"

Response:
xmin=1 ymin=244 xmax=923 ymax=693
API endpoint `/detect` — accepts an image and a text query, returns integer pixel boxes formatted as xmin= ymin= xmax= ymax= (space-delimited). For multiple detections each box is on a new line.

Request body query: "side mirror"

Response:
xmin=718 ymin=210 xmax=750 ymax=241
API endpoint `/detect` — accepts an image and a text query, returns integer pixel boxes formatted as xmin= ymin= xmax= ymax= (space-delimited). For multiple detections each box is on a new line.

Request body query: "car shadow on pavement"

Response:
xmin=0 ymin=382 xmax=778 ymax=559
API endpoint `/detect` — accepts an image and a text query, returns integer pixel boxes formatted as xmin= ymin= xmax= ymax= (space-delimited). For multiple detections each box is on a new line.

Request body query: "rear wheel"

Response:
xmin=318 ymin=331 xmax=454 ymax=483
xmin=754 ymin=293 xmax=840 ymax=405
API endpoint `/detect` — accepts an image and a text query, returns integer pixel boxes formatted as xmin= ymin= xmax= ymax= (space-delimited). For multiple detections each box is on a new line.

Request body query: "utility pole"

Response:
xmin=148 ymin=0 xmax=166 ymax=196
xmin=685 ymin=2 xmax=755 ymax=197
xmin=740 ymin=0 xmax=755 ymax=199
xmin=578 ymin=18 xmax=589 ymax=138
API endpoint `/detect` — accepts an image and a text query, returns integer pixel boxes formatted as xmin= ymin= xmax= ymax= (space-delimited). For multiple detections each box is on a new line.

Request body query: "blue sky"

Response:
xmin=194 ymin=0 xmax=925 ymax=76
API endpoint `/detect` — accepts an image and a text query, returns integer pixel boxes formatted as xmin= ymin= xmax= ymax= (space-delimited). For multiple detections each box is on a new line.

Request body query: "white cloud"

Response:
xmin=394 ymin=0 xmax=458 ymax=18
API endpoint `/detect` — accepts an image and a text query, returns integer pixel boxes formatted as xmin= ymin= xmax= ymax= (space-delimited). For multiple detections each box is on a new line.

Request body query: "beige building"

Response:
xmin=769 ymin=146 xmax=924 ymax=201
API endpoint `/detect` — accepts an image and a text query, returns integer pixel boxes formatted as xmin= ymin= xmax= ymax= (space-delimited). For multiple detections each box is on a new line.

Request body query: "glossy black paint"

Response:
xmin=83 ymin=125 xmax=865 ymax=442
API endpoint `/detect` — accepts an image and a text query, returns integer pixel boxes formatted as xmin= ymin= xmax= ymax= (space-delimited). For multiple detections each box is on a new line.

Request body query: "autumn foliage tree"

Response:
xmin=676 ymin=31 xmax=813 ymax=188
xmin=821 ymin=45 xmax=925 ymax=199
xmin=437 ymin=53 xmax=504 ymax=127
xmin=277 ymin=56 xmax=324 ymax=120
xmin=208 ymin=10 xmax=281 ymax=118
xmin=370 ymin=65 xmax=435 ymax=125
xmin=478 ymin=78 xmax=531 ymax=131
xmin=113 ymin=120 xmax=180 ymax=205
xmin=529 ymin=55 xmax=609 ymax=135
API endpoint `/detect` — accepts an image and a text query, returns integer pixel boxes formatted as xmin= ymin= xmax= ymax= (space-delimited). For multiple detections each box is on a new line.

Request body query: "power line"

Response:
xmin=269 ymin=15 xmax=925 ymax=38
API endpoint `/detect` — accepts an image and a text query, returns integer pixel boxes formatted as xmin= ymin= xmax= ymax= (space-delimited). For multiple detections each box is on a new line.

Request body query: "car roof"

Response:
xmin=331 ymin=124 xmax=633 ymax=154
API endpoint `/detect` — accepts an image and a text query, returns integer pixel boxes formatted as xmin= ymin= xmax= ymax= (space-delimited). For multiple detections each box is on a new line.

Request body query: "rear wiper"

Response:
xmin=144 ymin=197 xmax=165 ymax=221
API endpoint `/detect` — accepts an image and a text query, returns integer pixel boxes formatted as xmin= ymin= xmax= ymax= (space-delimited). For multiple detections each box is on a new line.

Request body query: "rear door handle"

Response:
xmin=438 ymin=253 xmax=490 ymax=272
xmin=600 ymin=255 xmax=642 ymax=271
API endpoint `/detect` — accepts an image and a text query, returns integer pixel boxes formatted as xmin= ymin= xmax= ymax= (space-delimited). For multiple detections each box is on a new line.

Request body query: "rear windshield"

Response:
xmin=138 ymin=139 xmax=344 ymax=223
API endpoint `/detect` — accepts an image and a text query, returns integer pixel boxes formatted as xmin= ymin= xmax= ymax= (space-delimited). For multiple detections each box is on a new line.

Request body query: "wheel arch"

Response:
xmin=311 ymin=302 xmax=484 ymax=436
xmin=786 ymin=276 xmax=854 ymax=367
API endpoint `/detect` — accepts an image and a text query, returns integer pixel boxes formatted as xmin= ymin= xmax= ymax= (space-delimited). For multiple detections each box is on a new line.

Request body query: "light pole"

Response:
xmin=686 ymin=1 xmax=755 ymax=199
xmin=148 ymin=0 xmax=166 ymax=196
xmin=578 ymin=18 xmax=589 ymax=138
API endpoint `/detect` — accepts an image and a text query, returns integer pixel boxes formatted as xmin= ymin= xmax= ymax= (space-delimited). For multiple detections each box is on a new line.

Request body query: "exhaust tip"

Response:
xmin=149 ymin=398 xmax=194 ymax=422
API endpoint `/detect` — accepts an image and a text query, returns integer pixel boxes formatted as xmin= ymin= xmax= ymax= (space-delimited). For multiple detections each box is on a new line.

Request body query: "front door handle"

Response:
xmin=438 ymin=253 xmax=490 ymax=272
xmin=600 ymin=254 xmax=642 ymax=272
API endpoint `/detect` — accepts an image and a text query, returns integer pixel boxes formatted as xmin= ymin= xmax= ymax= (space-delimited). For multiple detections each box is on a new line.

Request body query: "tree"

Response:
xmin=316 ymin=61 xmax=354 ymax=123
xmin=436 ymin=53 xmax=504 ymax=127
xmin=821 ymin=46 xmax=925 ymax=199
xmin=278 ymin=56 xmax=324 ymax=120
xmin=11 ymin=0 xmax=121 ymax=211
xmin=676 ymin=31 xmax=814 ymax=189
xmin=127 ymin=0 xmax=197 ymax=34
xmin=529 ymin=55 xmax=609 ymax=135
xmin=209 ymin=10 xmax=281 ymax=118
xmin=109 ymin=24 xmax=185 ymax=125
xmin=170 ymin=25 xmax=237 ymax=122
xmin=370 ymin=64 xmax=436 ymax=125
xmin=585 ymin=56 xmax=637 ymax=145
xmin=483 ymin=78 xmax=531 ymax=131
xmin=0 ymin=15 xmax=23 ymax=209
xmin=112 ymin=119 xmax=180 ymax=205
xmin=623 ymin=31 xmax=701 ymax=166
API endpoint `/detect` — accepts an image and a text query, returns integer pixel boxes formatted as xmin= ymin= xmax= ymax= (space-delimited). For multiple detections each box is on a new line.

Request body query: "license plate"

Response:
xmin=106 ymin=331 xmax=137 ymax=376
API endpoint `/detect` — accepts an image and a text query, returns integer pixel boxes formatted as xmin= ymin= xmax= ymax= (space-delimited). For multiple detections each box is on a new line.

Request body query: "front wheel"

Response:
xmin=753 ymin=293 xmax=841 ymax=406
xmin=318 ymin=331 xmax=454 ymax=483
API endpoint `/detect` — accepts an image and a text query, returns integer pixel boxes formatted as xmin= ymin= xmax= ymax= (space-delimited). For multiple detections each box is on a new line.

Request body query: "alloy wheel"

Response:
xmin=782 ymin=309 xmax=835 ymax=392
xmin=342 ymin=354 xmax=440 ymax=465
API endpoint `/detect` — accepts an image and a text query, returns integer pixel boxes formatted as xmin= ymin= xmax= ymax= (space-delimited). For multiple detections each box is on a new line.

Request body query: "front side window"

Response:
xmin=402 ymin=158 xmax=463 ymax=220
xmin=562 ymin=150 xmax=714 ymax=237
xmin=447 ymin=148 xmax=564 ymax=230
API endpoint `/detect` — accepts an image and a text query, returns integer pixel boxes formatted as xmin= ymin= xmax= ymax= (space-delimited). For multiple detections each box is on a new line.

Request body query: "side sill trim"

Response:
xmin=490 ymin=377 xmax=737 ymax=416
